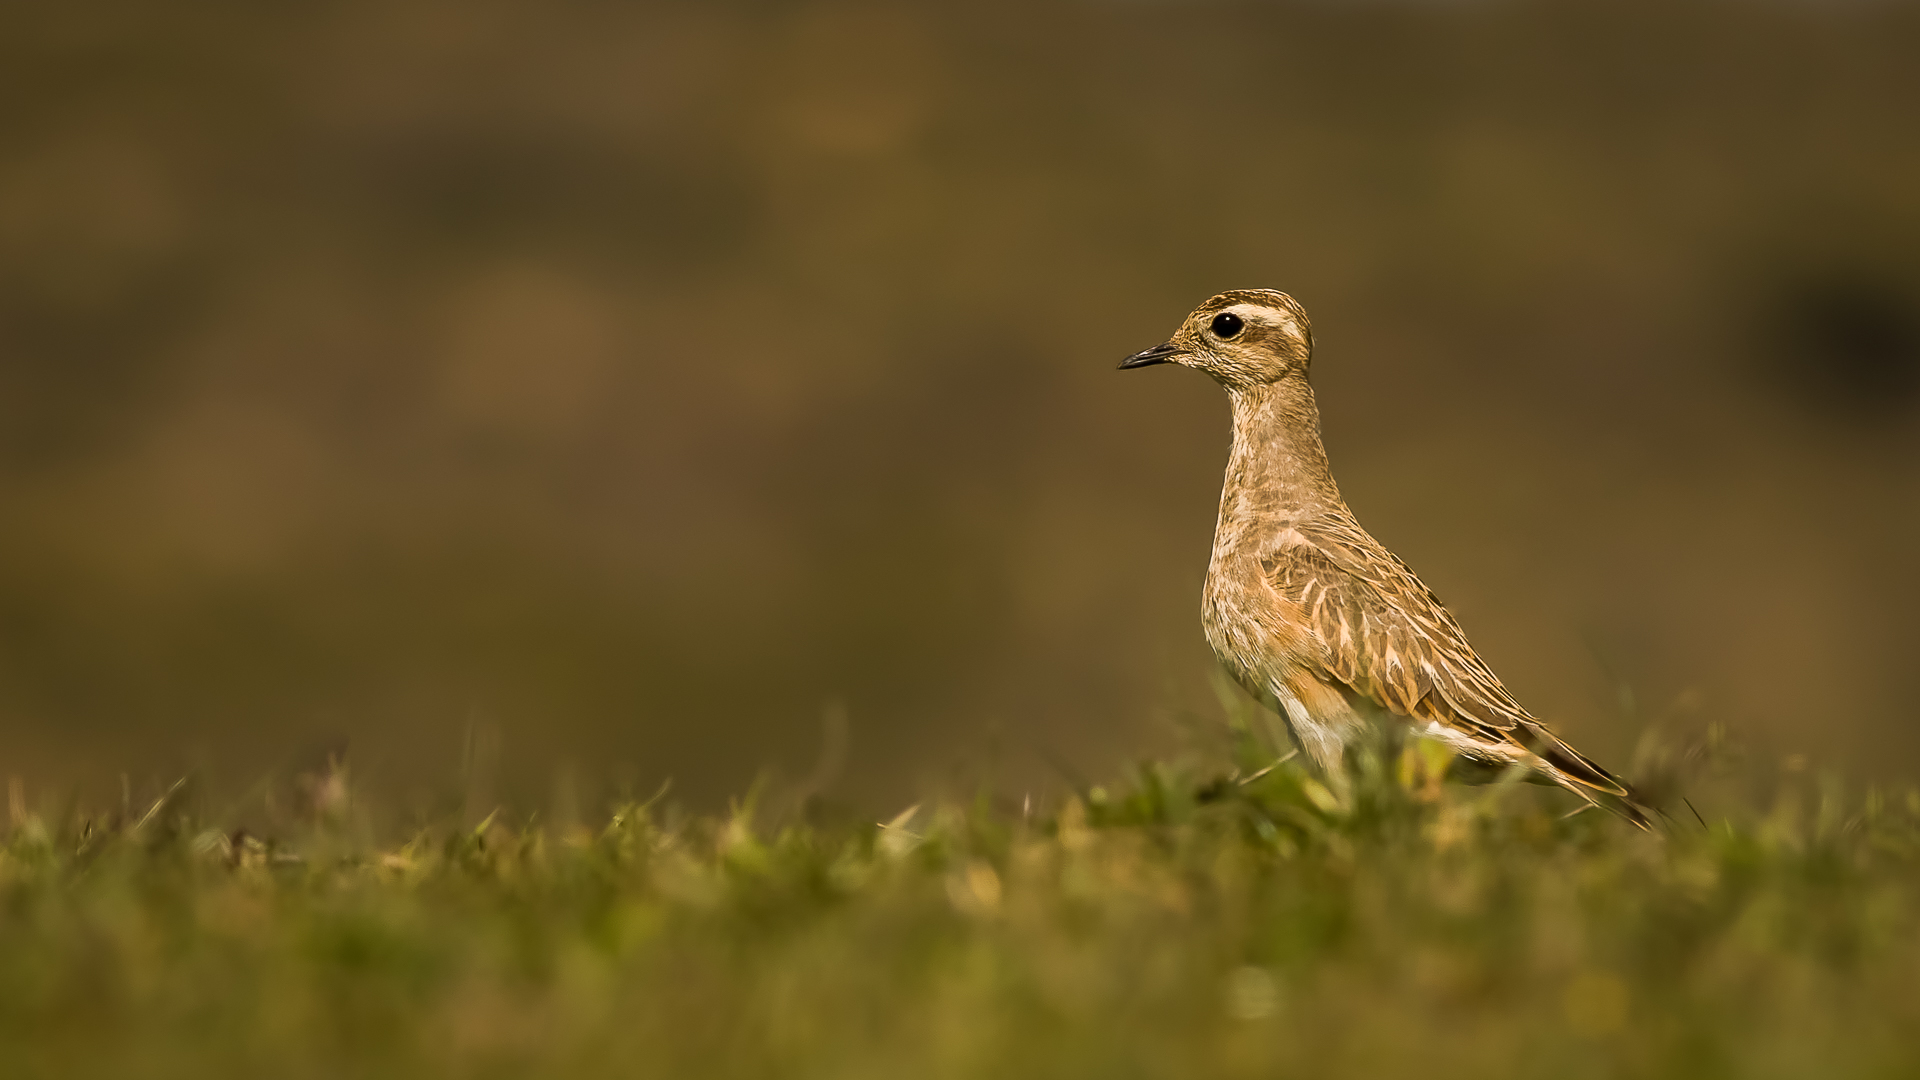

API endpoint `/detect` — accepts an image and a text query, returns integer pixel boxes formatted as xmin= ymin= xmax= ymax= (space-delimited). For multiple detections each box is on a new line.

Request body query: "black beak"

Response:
xmin=1119 ymin=341 xmax=1182 ymax=370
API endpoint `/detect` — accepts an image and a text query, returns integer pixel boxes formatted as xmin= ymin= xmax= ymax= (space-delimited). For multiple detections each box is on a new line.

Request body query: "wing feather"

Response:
xmin=1260 ymin=513 xmax=1632 ymax=801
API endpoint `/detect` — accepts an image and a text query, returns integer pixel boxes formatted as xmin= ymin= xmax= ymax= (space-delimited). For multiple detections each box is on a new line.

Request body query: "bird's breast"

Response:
xmin=1201 ymin=555 xmax=1313 ymax=699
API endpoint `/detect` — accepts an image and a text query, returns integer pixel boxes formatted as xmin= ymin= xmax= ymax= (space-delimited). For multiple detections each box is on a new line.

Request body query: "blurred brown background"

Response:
xmin=2 ymin=0 xmax=1917 ymax=815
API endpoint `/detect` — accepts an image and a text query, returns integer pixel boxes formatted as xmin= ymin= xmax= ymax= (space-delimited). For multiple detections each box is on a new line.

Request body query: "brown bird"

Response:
xmin=1121 ymin=289 xmax=1652 ymax=826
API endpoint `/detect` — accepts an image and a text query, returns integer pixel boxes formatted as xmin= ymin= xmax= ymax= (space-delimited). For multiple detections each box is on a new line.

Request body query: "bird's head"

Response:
xmin=1119 ymin=289 xmax=1314 ymax=389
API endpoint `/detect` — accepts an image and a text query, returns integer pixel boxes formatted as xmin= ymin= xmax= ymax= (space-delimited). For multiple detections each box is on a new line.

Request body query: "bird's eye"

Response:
xmin=1210 ymin=312 xmax=1244 ymax=339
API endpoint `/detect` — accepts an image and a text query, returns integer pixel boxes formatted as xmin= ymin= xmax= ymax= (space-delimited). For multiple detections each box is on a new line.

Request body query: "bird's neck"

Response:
xmin=1217 ymin=379 xmax=1343 ymax=536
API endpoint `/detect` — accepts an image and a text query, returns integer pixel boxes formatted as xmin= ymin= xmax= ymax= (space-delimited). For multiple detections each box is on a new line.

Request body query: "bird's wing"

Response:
xmin=1260 ymin=513 xmax=1631 ymax=801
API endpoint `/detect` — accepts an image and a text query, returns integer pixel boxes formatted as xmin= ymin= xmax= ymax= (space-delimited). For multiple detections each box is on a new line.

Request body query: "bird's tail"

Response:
xmin=1522 ymin=722 xmax=1662 ymax=831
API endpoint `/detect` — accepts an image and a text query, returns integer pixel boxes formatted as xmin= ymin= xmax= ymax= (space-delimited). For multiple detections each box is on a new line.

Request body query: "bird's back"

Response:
xmin=1209 ymin=504 xmax=1639 ymax=814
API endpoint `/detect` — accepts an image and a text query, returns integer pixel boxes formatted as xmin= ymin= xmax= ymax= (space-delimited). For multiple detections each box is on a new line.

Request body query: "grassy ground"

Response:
xmin=3 ymin=739 xmax=1919 ymax=1080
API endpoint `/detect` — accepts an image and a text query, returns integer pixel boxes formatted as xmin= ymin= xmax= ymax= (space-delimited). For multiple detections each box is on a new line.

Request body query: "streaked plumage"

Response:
xmin=1121 ymin=289 xmax=1651 ymax=826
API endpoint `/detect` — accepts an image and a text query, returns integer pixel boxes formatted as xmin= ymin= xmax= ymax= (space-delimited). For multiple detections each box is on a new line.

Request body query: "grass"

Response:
xmin=4 ymin=736 xmax=1920 ymax=1079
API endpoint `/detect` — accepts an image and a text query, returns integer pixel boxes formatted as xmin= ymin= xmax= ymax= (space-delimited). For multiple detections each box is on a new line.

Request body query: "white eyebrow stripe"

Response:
xmin=1226 ymin=303 xmax=1306 ymax=345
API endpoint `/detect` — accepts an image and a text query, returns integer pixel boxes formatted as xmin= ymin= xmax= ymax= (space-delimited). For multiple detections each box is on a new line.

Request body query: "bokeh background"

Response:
xmin=3 ymin=0 xmax=1917 ymax=816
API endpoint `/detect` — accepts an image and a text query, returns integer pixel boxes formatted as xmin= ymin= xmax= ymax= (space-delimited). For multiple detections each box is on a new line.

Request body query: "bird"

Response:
xmin=1120 ymin=289 xmax=1652 ymax=826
